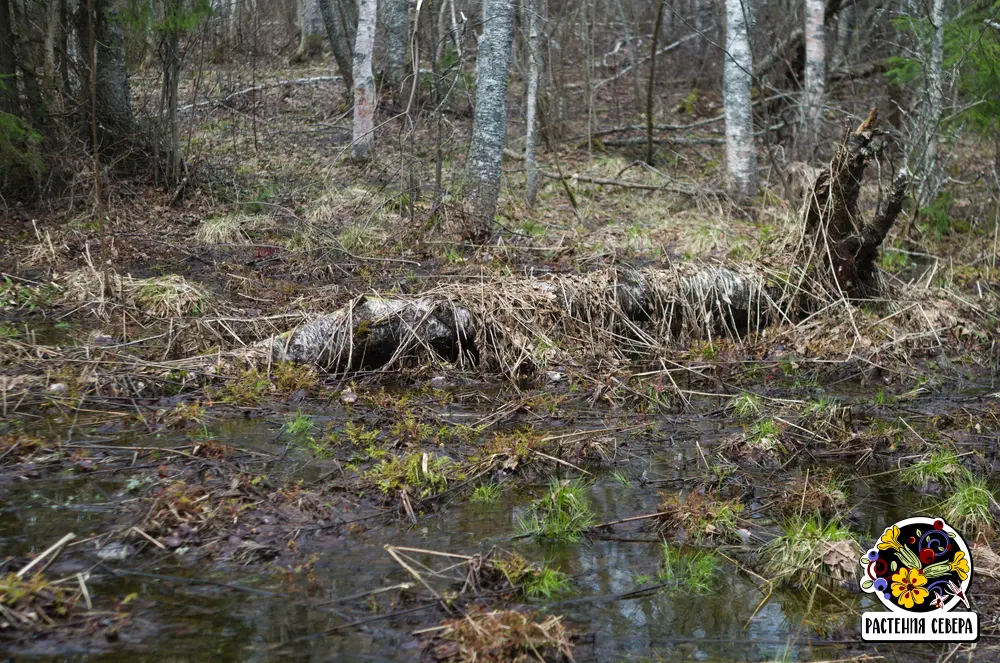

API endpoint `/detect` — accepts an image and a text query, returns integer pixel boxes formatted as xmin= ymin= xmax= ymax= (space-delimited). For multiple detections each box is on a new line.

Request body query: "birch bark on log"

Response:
xmin=351 ymin=0 xmax=377 ymax=161
xmin=464 ymin=0 xmax=517 ymax=239
xmin=723 ymin=0 xmax=756 ymax=200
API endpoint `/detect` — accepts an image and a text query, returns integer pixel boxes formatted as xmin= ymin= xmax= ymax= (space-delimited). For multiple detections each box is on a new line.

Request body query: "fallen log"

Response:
xmin=257 ymin=109 xmax=908 ymax=374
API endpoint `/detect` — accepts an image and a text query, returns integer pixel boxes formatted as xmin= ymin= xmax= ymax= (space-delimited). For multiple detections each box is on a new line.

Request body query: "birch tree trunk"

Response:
xmin=523 ymin=0 xmax=540 ymax=207
xmin=351 ymin=0 xmax=377 ymax=161
xmin=920 ymin=0 xmax=945 ymax=206
xmin=802 ymin=0 xmax=825 ymax=153
xmin=318 ymin=0 xmax=354 ymax=90
xmin=381 ymin=0 xmax=408 ymax=99
xmin=723 ymin=0 xmax=756 ymax=200
xmin=464 ymin=0 xmax=516 ymax=239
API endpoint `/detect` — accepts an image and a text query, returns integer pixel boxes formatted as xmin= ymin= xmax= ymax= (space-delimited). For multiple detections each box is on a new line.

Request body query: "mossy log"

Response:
xmin=258 ymin=109 xmax=907 ymax=373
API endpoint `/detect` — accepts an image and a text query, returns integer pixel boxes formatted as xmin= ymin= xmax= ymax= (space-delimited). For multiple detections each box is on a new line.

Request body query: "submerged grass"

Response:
xmin=658 ymin=544 xmax=719 ymax=594
xmin=517 ymin=479 xmax=595 ymax=542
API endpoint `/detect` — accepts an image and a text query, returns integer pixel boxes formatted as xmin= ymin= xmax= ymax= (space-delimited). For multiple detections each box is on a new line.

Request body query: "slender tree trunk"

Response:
xmin=464 ymin=0 xmax=516 ymax=239
xmin=318 ymin=0 xmax=354 ymax=89
xmin=921 ymin=0 xmax=945 ymax=206
xmin=612 ymin=0 xmax=642 ymax=115
xmin=802 ymin=0 xmax=825 ymax=154
xmin=381 ymin=0 xmax=408 ymax=100
xmin=646 ymin=0 xmax=665 ymax=164
xmin=351 ymin=0 xmax=377 ymax=160
xmin=695 ymin=0 xmax=712 ymax=66
xmin=0 ymin=0 xmax=17 ymax=115
xmin=723 ymin=0 xmax=756 ymax=200
xmin=165 ymin=26 xmax=181 ymax=182
xmin=524 ymin=0 xmax=540 ymax=206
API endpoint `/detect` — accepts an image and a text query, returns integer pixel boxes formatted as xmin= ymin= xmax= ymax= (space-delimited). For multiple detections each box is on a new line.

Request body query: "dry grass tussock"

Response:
xmin=194 ymin=213 xmax=274 ymax=245
xmin=60 ymin=267 xmax=212 ymax=319
xmin=427 ymin=608 xmax=574 ymax=663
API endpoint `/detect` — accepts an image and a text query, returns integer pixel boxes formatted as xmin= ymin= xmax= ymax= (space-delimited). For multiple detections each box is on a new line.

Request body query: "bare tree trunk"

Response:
xmin=464 ymin=0 xmax=516 ymax=239
xmin=802 ymin=0 xmax=825 ymax=154
xmin=612 ymin=0 xmax=642 ymax=113
xmin=77 ymin=0 xmax=134 ymax=152
xmin=834 ymin=0 xmax=852 ymax=66
xmin=723 ymin=0 xmax=756 ymax=200
xmin=351 ymin=0 xmax=377 ymax=160
xmin=920 ymin=0 xmax=945 ymax=206
xmin=381 ymin=0 xmax=408 ymax=99
xmin=293 ymin=0 xmax=324 ymax=62
xmin=0 ymin=0 xmax=17 ymax=115
xmin=164 ymin=25 xmax=181 ymax=183
xmin=646 ymin=0 xmax=665 ymax=165
xmin=318 ymin=0 xmax=354 ymax=89
xmin=524 ymin=0 xmax=540 ymax=207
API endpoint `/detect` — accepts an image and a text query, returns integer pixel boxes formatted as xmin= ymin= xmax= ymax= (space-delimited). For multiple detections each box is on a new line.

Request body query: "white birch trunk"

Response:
xmin=381 ymin=0 xmax=409 ymax=98
xmin=922 ymin=0 xmax=945 ymax=203
xmin=524 ymin=0 xmax=540 ymax=207
xmin=723 ymin=0 xmax=756 ymax=200
xmin=351 ymin=0 xmax=378 ymax=161
xmin=802 ymin=0 xmax=825 ymax=150
xmin=465 ymin=0 xmax=517 ymax=237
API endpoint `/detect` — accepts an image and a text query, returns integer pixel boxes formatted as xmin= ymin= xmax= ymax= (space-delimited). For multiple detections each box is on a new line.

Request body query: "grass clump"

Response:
xmin=429 ymin=608 xmax=574 ymax=663
xmin=778 ymin=474 xmax=847 ymax=519
xmin=366 ymin=452 xmax=462 ymax=498
xmin=656 ymin=491 xmax=744 ymax=545
xmin=900 ymin=449 xmax=971 ymax=490
xmin=283 ymin=412 xmax=314 ymax=438
xmin=0 ymin=571 xmax=80 ymax=630
xmin=471 ymin=482 xmax=503 ymax=504
xmin=218 ymin=365 xmax=272 ymax=405
xmin=761 ymin=516 xmax=859 ymax=590
xmin=517 ymin=479 xmax=595 ymax=542
xmin=492 ymin=552 xmax=571 ymax=599
xmin=658 ymin=544 xmax=719 ymax=594
xmin=194 ymin=214 xmax=255 ymax=244
xmin=940 ymin=476 xmax=997 ymax=536
xmin=729 ymin=392 xmax=763 ymax=418
xmin=126 ymin=275 xmax=209 ymax=317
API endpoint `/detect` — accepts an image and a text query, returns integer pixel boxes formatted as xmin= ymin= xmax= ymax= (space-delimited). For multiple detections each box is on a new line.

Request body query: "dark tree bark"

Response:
xmin=318 ymin=0 xmax=355 ymax=91
xmin=0 ymin=0 xmax=17 ymax=115
xmin=77 ymin=0 xmax=134 ymax=153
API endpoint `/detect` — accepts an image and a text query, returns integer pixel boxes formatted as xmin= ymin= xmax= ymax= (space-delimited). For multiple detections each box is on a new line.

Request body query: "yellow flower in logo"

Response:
xmin=878 ymin=525 xmax=902 ymax=551
xmin=891 ymin=567 xmax=929 ymax=609
xmin=949 ymin=551 xmax=969 ymax=581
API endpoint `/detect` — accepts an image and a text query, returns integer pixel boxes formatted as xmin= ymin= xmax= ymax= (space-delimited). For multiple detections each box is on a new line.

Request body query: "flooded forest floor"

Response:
xmin=3 ymin=61 xmax=1000 ymax=662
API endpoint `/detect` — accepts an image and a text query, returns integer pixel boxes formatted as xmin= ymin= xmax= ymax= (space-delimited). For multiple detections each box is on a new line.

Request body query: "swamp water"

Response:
xmin=0 ymin=387 xmax=992 ymax=662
